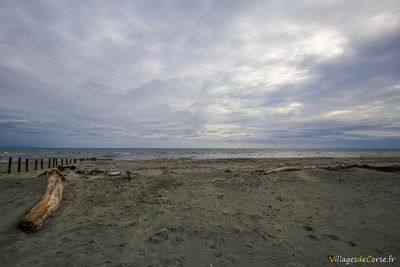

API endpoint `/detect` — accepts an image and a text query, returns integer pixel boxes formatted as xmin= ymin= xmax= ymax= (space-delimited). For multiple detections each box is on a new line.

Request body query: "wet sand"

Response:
xmin=0 ymin=157 xmax=399 ymax=266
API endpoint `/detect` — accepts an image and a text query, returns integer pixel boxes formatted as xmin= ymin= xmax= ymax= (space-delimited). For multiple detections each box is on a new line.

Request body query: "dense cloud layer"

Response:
xmin=0 ymin=0 xmax=399 ymax=148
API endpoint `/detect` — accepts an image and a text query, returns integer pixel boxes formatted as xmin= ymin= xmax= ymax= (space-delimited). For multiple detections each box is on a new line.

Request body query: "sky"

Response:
xmin=0 ymin=0 xmax=399 ymax=148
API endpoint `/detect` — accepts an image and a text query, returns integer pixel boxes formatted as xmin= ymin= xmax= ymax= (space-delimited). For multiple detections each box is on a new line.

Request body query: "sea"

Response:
xmin=1 ymin=148 xmax=400 ymax=162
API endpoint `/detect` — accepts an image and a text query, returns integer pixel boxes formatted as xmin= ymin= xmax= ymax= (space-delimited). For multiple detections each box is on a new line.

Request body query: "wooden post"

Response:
xmin=52 ymin=158 xmax=55 ymax=167
xmin=8 ymin=157 xmax=12 ymax=174
xmin=74 ymin=159 xmax=76 ymax=163
xmin=18 ymin=157 xmax=21 ymax=172
xmin=48 ymin=158 xmax=51 ymax=168
xmin=41 ymin=159 xmax=43 ymax=169
xmin=61 ymin=158 xmax=63 ymax=165
xmin=35 ymin=159 xmax=38 ymax=170
xmin=25 ymin=158 xmax=28 ymax=172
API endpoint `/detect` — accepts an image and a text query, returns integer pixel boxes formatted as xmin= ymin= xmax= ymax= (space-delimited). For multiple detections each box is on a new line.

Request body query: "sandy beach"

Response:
xmin=0 ymin=157 xmax=399 ymax=266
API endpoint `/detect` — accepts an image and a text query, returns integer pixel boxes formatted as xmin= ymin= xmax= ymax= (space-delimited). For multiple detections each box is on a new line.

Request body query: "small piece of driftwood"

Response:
xmin=18 ymin=168 xmax=64 ymax=232
xmin=89 ymin=169 xmax=106 ymax=175
xmin=57 ymin=165 xmax=77 ymax=171
xmin=322 ymin=164 xmax=400 ymax=172
xmin=210 ymin=178 xmax=226 ymax=183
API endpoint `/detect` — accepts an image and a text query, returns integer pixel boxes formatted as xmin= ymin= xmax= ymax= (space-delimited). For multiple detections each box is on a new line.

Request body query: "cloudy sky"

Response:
xmin=0 ymin=0 xmax=399 ymax=148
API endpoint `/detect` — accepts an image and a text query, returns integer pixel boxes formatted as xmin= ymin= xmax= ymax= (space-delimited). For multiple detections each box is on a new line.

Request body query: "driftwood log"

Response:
xmin=18 ymin=168 xmax=64 ymax=232
xmin=265 ymin=165 xmax=317 ymax=174
xmin=322 ymin=164 xmax=400 ymax=172
xmin=261 ymin=164 xmax=400 ymax=175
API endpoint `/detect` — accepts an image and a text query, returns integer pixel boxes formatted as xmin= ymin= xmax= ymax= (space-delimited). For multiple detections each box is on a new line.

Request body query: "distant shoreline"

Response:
xmin=1 ymin=148 xmax=400 ymax=163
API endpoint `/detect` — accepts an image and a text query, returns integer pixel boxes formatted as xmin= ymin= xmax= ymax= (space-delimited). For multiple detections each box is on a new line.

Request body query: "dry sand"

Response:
xmin=0 ymin=157 xmax=399 ymax=266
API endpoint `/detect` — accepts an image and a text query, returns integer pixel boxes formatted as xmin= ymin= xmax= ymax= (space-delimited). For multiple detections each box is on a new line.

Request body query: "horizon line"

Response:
xmin=1 ymin=147 xmax=400 ymax=150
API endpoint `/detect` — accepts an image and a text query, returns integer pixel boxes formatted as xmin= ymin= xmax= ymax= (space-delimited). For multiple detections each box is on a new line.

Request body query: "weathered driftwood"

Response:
xmin=18 ymin=168 xmax=64 ymax=232
xmin=57 ymin=165 xmax=77 ymax=171
xmin=322 ymin=164 xmax=400 ymax=172
xmin=264 ymin=165 xmax=317 ymax=174
xmin=261 ymin=164 xmax=400 ymax=175
xmin=89 ymin=169 xmax=106 ymax=175
xmin=210 ymin=178 xmax=226 ymax=183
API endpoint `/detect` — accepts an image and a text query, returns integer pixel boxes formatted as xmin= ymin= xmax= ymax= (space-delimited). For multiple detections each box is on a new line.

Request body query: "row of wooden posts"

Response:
xmin=7 ymin=157 xmax=96 ymax=174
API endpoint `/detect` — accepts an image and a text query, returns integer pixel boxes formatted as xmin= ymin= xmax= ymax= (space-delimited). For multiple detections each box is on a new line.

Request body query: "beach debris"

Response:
xmin=210 ymin=178 xmax=226 ymax=183
xmin=89 ymin=169 xmax=106 ymax=175
xmin=258 ymin=163 xmax=400 ymax=176
xmin=18 ymin=168 xmax=64 ymax=232
xmin=264 ymin=165 xmax=317 ymax=174
xmin=73 ymin=169 xmax=108 ymax=175
xmin=108 ymin=171 xmax=121 ymax=176
xmin=57 ymin=165 xmax=77 ymax=171
xmin=253 ymin=228 xmax=269 ymax=242
xmin=322 ymin=164 xmax=400 ymax=172
xmin=38 ymin=165 xmax=76 ymax=176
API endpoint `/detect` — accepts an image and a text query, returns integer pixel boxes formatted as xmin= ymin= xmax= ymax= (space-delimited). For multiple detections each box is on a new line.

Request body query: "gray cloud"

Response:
xmin=0 ymin=0 xmax=399 ymax=148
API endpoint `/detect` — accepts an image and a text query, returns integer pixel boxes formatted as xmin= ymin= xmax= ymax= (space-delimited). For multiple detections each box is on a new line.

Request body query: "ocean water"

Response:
xmin=0 ymin=148 xmax=400 ymax=162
